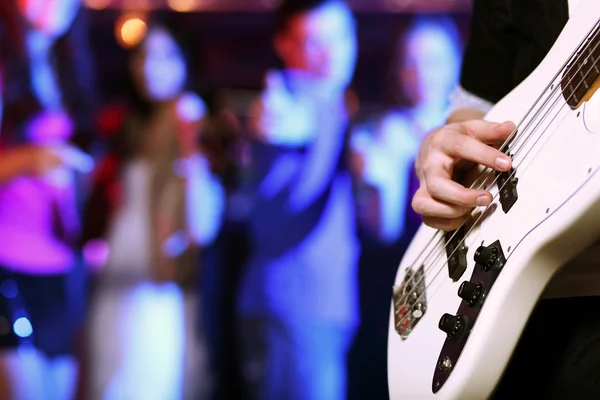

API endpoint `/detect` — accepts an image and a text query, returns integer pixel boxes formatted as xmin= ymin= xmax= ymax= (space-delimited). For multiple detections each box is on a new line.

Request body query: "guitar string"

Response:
xmin=413 ymin=28 xmax=600 ymax=290
xmin=397 ymin=36 xmax=600 ymax=325
xmin=413 ymin=21 xmax=600 ymax=281
xmin=397 ymin=18 xmax=600 ymax=286
xmin=395 ymin=20 xmax=599 ymax=295
xmin=397 ymin=73 xmax=577 ymax=303
xmin=395 ymin=68 xmax=594 ymax=330
xmin=396 ymin=92 xmax=578 ymax=328
xmin=394 ymin=22 xmax=600 ymax=329
xmin=396 ymin=101 xmax=573 ymax=330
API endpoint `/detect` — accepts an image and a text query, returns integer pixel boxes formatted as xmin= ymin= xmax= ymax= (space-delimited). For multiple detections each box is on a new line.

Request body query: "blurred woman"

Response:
xmin=347 ymin=15 xmax=463 ymax=399
xmin=83 ymin=21 xmax=224 ymax=400
xmin=0 ymin=1 xmax=96 ymax=399
xmin=351 ymin=15 xmax=463 ymax=244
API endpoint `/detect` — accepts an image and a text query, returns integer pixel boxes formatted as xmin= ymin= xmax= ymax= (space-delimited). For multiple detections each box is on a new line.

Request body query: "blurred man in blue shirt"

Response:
xmin=236 ymin=1 xmax=360 ymax=399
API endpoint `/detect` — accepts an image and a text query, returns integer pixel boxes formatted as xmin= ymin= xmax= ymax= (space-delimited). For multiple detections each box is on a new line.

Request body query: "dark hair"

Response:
xmin=274 ymin=0 xmax=343 ymax=33
xmin=0 ymin=2 xmax=97 ymax=147
xmin=386 ymin=14 xmax=463 ymax=107
xmin=123 ymin=14 xmax=196 ymax=119
xmin=116 ymin=14 xmax=197 ymax=160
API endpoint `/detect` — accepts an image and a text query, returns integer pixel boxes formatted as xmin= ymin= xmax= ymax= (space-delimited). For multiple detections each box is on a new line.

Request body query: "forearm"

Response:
xmin=355 ymin=143 xmax=408 ymax=243
xmin=246 ymin=138 xmax=305 ymax=202
xmin=248 ymin=78 xmax=330 ymax=205
xmin=287 ymin=118 xmax=346 ymax=212
xmin=373 ymin=176 xmax=408 ymax=244
xmin=0 ymin=147 xmax=32 ymax=183
xmin=181 ymin=154 xmax=225 ymax=246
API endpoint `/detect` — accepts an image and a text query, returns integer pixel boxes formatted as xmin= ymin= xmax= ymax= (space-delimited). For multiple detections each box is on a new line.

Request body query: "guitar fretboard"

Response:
xmin=561 ymin=21 xmax=600 ymax=108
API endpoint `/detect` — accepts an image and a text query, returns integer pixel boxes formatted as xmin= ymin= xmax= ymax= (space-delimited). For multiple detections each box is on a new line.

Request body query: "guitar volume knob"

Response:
xmin=474 ymin=246 xmax=499 ymax=271
xmin=458 ymin=281 xmax=484 ymax=307
xmin=438 ymin=313 xmax=465 ymax=339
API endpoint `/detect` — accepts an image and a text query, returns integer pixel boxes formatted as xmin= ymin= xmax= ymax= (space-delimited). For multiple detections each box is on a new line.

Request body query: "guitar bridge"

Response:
xmin=393 ymin=265 xmax=428 ymax=340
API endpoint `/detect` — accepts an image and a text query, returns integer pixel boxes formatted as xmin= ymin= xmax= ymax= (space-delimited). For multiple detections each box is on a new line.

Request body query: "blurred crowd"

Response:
xmin=0 ymin=0 xmax=463 ymax=399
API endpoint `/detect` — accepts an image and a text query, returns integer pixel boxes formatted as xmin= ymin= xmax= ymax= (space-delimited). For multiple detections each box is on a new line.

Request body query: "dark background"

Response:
xmin=87 ymin=9 xmax=472 ymax=110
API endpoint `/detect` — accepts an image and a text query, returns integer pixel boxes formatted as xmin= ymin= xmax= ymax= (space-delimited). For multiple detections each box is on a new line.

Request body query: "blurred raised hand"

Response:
xmin=248 ymin=70 xmax=317 ymax=146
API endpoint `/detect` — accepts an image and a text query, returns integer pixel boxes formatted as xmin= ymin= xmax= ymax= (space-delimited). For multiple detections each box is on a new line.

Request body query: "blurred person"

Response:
xmin=82 ymin=21 xmax=224 ymax=400
xmin=0 ymin=71 xmax=6 ymax=400
xmin=347 ymin=15 xmax=462 ymax=399
xmin=0 ymin=0 xmax=96 ymax=399
xmin=350 ymin=15 xmax=463 ymax=245
xmin=236 ymin=0 xmax=360 ymax=399
xmin=192 ymin=96 xmax=250 ymax=400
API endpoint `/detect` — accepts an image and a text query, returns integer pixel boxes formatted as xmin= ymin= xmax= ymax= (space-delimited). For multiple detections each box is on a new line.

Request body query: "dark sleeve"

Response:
xmin=248 ymin=138 xmax=305 ymax=188
xmin=247 ymin=139 xmax=333 ymax=260
xmin=460 ymin=0 xmax=522 ymax=103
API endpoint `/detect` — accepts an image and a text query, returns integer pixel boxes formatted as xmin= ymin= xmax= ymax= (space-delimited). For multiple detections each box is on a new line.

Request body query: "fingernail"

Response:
xmin=495 ymin=156 xmax=510 ymax=170
xmin=476 ymin=195 xmax=491 ymax=206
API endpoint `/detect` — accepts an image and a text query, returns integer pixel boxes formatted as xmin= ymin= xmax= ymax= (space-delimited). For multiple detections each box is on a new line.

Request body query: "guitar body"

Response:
xmin=388 ymin=1 xmax=600 ymax=399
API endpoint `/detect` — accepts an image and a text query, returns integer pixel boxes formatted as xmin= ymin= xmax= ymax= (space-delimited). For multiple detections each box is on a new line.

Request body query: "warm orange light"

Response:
xmin=115 ymin=14 xmax=147 ymax=49
xmin=84 ymin=0 xmax=111 ymax=9
xmin=167 ymin=0 xmax=198 ymax=12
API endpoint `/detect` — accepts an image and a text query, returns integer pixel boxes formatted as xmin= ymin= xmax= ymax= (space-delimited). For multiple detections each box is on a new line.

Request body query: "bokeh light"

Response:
xmin=115 ymin=13 xmax=148 ymax=48
xmin=14 ymin=317 xmax=33 ymax=338
xmin=168 ymin=0 xmax=198 ymax=12
xmin=84 ymin=0 xmax=111 ymax=10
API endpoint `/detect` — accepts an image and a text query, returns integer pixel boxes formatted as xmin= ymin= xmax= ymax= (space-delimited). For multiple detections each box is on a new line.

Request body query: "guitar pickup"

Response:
xmin=496 ymin=167 xmax=518 ymax=213
xmin=445 ymin=227 xmax=468 ymax=282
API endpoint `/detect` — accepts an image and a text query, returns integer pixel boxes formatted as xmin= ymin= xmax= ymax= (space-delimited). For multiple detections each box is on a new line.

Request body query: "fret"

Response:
xmin=561 ymin=22 xmax=600 ymax=109
xmin=571 ymin=89 xmax=579 ymax=104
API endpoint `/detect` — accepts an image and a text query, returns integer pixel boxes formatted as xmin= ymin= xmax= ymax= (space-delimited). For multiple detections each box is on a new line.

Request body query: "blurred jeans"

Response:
xmin=239 ymin=317 xmax=355 ymax=400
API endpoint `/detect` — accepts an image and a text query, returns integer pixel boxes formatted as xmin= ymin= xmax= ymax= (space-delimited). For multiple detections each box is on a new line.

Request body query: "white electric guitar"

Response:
xmin=387 ymin=0 xmax=600 ymax=398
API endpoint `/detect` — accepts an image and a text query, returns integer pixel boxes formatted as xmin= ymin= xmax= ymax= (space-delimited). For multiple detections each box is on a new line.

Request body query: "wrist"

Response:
xmin=446 ymin=109 xmax=486 ymax=124
xmin=447 ymin=85 xmax=493 ymax=122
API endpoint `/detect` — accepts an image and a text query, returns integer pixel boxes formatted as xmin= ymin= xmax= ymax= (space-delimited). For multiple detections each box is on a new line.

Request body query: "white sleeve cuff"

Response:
xmin=447 ymin=85 xmax=495 ymax=118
